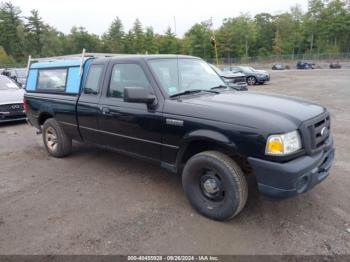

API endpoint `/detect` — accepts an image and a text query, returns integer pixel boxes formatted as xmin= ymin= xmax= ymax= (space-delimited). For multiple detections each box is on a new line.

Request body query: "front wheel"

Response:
xmin=182 ymin=151 xmax=248 ymax=221
xmin=247 ymin=76 xmax=256 ymax=85
xmin=42 ymin=118 xmax=72 ymax=157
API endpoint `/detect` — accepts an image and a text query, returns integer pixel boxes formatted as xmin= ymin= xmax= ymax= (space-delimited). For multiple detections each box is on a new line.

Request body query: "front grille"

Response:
xmin=233 ymin=77 xmax=246 ymax=83
xmin=308 ymin=113 xmax=331 ymax=151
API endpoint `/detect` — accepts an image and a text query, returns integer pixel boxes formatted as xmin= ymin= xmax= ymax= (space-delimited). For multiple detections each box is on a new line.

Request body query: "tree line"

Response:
xmin=0 ymin=0 xmax=349 ymax=64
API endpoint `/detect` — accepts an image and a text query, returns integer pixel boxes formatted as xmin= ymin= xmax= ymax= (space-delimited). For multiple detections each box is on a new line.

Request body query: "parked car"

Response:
xmin=209 ymin=64 xmax=248 ymax=91
xmin=329 ymin=62 xmax=341 ymax=69
xmin=25 ymin=54 xmax=335 ymax=221
xmin=296 ymin=61 xmax=315 ymax=69
xmin=272 ymin=64 xmax=285 ymax=70
xmin=0 ymin=75 xmax=26 ymax=123
xmin=1 ymin=68 xmax=27 ymax=87
xmin=223 ymin=66 xmax=270 ymax=85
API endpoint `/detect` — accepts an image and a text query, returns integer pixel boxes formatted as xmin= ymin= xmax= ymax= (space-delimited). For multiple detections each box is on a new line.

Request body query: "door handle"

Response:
xmin=101 ymin=107 xmax=112 ymax=116
xmin=101 ymin=107 xmax=121 ymax=117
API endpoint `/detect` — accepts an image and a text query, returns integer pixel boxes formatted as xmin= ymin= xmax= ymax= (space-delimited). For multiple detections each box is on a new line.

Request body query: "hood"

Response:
xmin=0 ymin=88 xmax=25 ymax=104
xmin=165 ymin=92 xmax=325 ymax=133
xmin=220 ymin=71 xmax=246 ymax=78
xmin=16 ymin=77 xmax=26 ymax=84
xmin=254 ymin=69 xmax=268 ymax=75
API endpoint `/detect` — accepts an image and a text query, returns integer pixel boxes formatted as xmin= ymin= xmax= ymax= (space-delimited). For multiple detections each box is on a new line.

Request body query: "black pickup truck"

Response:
xmin=24 ymin=54 xmax=335 ymax=221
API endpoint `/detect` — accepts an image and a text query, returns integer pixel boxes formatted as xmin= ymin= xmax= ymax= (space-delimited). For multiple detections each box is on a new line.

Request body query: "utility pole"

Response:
xmin=173 ymin=16 xmax=177 ymax=36
xmin=209 ymin=17 xmax=219 ymax=66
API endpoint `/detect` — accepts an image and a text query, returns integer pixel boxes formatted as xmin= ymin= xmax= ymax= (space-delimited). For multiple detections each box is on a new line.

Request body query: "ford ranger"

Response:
xmin=24 ymin=53 xmax=335 ymax=221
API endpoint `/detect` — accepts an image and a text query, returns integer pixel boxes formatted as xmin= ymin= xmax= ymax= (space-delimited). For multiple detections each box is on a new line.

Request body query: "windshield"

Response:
xmin=240 ymin=66 xmax=254 ymax=73
xmin=148 ymin=58 xmax=226 ymax=96
xmin=246 ymin=66 xmax=256 ymax=71
xmin=0 ymin=75 xmax=19 ymax=90
xmin=210 ymin=64 xmax=223 ymax=75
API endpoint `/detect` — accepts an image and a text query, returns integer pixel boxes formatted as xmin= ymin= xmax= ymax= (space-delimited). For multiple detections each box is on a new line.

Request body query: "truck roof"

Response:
xmin=30 ymin=54 xmax=199 ymax=69
xmin=30 ymin=59 xmax=89 ymax=69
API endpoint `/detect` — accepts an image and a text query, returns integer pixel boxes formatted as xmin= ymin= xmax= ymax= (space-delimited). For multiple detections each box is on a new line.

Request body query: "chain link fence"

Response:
xmin=1 ymin=52 xmax=350 ymax=69
xmin=206 ymin=52 xmax=350 ymax=68
xmin=0 ymin=63 xmax=26 ymax=69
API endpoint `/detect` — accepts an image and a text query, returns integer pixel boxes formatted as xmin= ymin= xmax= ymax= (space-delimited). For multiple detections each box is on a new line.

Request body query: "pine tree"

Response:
xmin=25 ymin=9 xmax=45 ymax=55
xmin=144 ymin=27 xmax=158 ymax=54
xmin=0 ymin=2 xmax=23 ymax=60
xmin=102 ymin=17 xmax=124 ymax=53
xmin=132 ymin=18 xmax=145 ymax=53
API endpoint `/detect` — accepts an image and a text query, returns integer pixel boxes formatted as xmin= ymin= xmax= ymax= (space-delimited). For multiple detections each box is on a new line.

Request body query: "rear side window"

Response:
xmin=84 ymin=65 xmax=103 ymax=94
xmin=37 ymin=69 xmax=67 ymax=91
xmin=109 ymin=64 xmax=151 ymax=98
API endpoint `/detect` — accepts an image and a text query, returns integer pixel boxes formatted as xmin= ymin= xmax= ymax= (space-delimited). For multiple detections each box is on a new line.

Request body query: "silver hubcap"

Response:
xmin=203 ymin=178 xmax=220 ymax=194
xmin=45 ymin=127 xmax=58 ymax=152
xmin=248 ymin=77 xmax=255 ymax=85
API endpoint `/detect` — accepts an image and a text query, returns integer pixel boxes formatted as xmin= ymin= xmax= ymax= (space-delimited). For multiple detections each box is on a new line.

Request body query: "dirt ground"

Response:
xmin=0 ymin=69 xmax=349 ymax=255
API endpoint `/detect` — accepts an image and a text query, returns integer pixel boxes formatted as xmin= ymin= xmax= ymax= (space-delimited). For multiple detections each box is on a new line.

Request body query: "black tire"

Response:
xmin=42 ymin=118 xmax=72 ymax=157
xmin=182 ymin=151 xmax=248 ymax=221
xmin=247 ymin=76 xmax=256 ymax=85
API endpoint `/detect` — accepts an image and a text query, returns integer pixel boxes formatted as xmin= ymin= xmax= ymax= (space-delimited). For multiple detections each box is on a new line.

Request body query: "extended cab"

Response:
xmin=24 ymin=54 xmax=335 ymax=221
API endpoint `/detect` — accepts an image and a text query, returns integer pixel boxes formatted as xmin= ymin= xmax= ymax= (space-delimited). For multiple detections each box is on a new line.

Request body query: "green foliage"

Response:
xmin=254 ymin=13 xmax=275 ymax=56
xmin=216 ymin=15 xmax=257 ymax=58
xmin=25 ymin=9 xmax=45 ymax=56
xmin=158 ymin=27 xmax=180 ymax=54
xmin=102 ymin=17 xmax=124 ymax=53
xmin=0 ymin=0 xmax=349 ymax=63
xmin=132 ymin=18 xmax=145 ymax=53
xmin=0 ymin=45 xmax=13 ymax=64
xmin=0 ymin=2 xmax=23 ymax=60
xmin=183 ymin=21 xmax=213 ymax=59
xmin=65 ymin=26 xmax=103 ymax=54
xmin=144 ymin=27 xmax=158 ymax=54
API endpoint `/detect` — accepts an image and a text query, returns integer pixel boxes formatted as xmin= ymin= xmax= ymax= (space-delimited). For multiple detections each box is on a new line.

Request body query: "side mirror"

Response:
xmin=123 ymin=87 xmax=156 ymax=104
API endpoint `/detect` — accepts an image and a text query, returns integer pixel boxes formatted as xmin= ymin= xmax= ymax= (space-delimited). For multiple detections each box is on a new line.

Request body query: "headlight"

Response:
xmin=265 ymin=130 xmax=302 ymax=156
xmin=257 ymin=74 xmax=266 ymax=77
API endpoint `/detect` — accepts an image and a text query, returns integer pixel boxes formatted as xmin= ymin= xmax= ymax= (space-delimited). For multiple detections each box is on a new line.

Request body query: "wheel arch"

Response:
xmin=247 ymin=75 xmax=257 ymax=79
xmin=38 ymin=111 xmax=54 ymax=126
xmin=175 ymin=129 xmax=249 ymax=174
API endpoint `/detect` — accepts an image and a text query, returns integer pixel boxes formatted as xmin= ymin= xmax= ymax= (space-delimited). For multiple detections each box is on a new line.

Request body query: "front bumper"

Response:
xmin=248 ymin=136 xmax=335 ymax=199
xmin=228 ymin=82 xmax=248 ymax=91
xmin=257 ymin=75 xmax=270 ymax=82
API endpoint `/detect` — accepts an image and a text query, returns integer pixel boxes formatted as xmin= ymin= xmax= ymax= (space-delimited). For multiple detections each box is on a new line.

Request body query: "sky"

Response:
xmin=10 ymin=0 xmax=308 ymax=36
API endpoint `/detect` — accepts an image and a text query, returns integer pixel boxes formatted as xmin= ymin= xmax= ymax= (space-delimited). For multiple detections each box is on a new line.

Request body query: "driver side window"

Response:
xmin=108 ymin=63 xmax=151 ymax=98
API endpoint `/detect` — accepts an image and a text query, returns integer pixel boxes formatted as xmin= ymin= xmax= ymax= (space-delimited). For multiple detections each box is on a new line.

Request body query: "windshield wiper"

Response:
xmin=210 ymin=85 xmax=229 ymax=90
xmin=170 ymin=89 xmax=218 ymax=98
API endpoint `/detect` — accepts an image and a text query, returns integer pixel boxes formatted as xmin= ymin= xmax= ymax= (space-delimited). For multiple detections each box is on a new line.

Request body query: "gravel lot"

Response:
xmin=0 ymin=69 xmax=349 ymax=255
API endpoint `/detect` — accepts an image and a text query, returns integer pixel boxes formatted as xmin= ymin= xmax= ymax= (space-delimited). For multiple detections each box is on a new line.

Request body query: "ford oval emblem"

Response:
xmin=320 ymin=127 xmax=328 ymax=137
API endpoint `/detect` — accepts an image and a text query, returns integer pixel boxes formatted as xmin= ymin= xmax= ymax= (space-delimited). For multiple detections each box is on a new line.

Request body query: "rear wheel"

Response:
xmin=182 ymin=151 xmax=248 ymax=221
xmin=247 ymin=76 xmax=256 ymax=85
xmin=42 ymin=118 xmax=72 ymax=157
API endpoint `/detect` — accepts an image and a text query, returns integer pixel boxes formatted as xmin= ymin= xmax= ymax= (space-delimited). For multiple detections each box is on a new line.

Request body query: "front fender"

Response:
xmin=175 ymin=129 xmax=238 ymax=168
